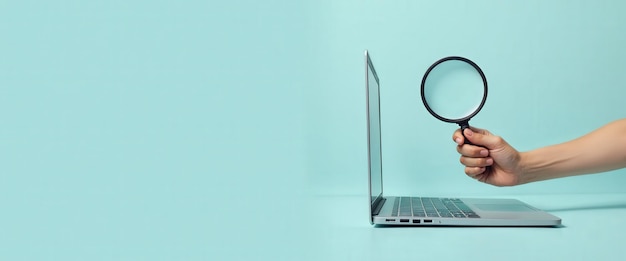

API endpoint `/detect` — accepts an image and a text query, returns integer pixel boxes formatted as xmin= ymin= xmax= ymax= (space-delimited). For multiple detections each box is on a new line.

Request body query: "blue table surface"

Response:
xmin=301 ymin=193 xmax=626 ymax=261
xmin=4 ymin=191 xmax=625 ymax=260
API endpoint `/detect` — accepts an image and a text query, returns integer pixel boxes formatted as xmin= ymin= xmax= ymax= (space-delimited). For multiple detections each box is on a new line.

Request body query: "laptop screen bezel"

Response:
xmin=365 ymin=50 xmax=384 ymax=224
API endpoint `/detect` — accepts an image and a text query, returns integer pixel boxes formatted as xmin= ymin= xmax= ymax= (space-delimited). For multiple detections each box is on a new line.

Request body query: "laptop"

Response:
xmin=365 ymin=50 xmax=561 ymax=226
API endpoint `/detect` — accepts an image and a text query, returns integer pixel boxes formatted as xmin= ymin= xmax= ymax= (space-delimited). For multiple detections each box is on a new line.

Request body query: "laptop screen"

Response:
xmin=366 ymin=51 xmax=383 ymax=207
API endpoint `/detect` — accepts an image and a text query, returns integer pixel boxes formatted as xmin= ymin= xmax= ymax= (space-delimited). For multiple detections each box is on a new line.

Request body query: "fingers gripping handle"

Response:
xmin=459 ymin=121 xmax=473 ymax=145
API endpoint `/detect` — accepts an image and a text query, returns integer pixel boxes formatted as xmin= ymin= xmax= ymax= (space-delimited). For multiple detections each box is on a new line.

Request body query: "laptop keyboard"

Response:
xmin=391 ymin=197 xmax=480 ymax=218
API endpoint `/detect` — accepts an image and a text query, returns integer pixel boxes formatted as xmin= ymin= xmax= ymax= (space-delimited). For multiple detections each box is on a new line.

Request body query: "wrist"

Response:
xmin=517 ymin=151 xmax=534 ymax=185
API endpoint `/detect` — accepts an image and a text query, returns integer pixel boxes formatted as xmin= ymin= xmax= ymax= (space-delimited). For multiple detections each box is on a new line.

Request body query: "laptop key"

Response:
xmin=426 ymin=212 xmax=439 ymax=217
xmin=400 ymin=210 xmax=412 ymax=216
xmin=399 ymin=197 xmax=412 ymax=216
xmin=391 ymin=198 xmax=400 ymax=217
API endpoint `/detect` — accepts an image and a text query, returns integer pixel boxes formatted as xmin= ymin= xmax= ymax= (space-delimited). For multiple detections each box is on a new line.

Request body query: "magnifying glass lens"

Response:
xmin=420 ymin=56 xmax=488 ymax=145
xmin=422 ymin=60 xmax=486 ymax=120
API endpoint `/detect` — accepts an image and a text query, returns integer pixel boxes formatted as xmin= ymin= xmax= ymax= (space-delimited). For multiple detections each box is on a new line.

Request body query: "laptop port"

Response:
xmin=385 ymin=219 xmax=396 ymax=222
xmin=423 ymin=219 xmax=433 ymax=223
xmin=400 ymin=219 xmax=409 ymax=223
xmin=412 ymin=219 xmax=420 ymax=224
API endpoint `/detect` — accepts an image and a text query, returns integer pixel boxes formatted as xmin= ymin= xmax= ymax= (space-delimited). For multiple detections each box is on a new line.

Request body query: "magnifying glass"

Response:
xmin=420 ymin=56 xmax=488 ymax=144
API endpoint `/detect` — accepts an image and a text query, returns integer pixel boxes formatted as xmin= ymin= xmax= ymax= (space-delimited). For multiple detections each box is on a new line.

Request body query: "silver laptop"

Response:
xmin=365 ymin=50 xmax=561 ymax=226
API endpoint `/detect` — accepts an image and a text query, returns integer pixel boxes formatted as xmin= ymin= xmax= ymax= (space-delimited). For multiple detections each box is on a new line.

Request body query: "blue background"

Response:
xmin=1 ymin=0 xmax=625 ymax=260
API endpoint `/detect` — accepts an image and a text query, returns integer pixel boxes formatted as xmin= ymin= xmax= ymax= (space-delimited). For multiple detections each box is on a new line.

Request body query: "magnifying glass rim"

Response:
xmin=420 ymin=56 xmax=488 ymax=124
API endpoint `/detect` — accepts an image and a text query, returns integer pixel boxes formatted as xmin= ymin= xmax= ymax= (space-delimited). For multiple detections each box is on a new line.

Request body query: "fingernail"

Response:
xmin=480 ymin=149 xmax=488 ymax=156
xmin=486 ymin=158 xmax=493 ymax=165
xmin=455 ymin=138 xmax=462 ymax=144
xmin=464 ymin=128 xmax=474 ymax=137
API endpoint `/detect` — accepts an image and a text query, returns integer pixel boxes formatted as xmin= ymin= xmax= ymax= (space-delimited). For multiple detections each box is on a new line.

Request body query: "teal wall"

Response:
xmin=1 ymin=0 xmax=625 ymax=259
xmin=304 ymin=0 xmax=626 ymax=196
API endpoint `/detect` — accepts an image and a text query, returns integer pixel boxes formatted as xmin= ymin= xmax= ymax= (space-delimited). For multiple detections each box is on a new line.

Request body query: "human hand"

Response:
xmin=453 ymin=127 xmax=524 ymax=186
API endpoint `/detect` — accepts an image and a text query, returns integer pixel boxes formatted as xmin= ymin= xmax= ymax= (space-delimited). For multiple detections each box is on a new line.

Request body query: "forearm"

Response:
xmin=518 ymin=119 xmax=626 ymax=184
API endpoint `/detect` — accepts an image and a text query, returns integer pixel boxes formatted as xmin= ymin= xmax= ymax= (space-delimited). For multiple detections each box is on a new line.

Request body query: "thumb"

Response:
xmin=463 ymin=128 xmax=505 ymax=149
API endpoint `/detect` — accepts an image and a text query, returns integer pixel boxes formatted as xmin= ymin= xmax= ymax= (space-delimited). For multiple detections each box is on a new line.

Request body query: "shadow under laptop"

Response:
xmin=544 ymin=202 xmax=626 ymax=212
xmin=373 ymin=224 xmax=565 ymax=228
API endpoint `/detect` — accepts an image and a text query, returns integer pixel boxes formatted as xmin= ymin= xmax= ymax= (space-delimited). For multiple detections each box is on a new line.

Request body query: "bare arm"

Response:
xmin=453 ymin=119 xmax=626 ymax=186
xmin=519 ymin=119 xmax=626 ymax=184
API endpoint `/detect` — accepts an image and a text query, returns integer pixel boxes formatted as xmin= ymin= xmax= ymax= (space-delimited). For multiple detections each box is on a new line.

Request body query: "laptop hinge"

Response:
xmin=372 ymin=197 xmax=386 ymax=216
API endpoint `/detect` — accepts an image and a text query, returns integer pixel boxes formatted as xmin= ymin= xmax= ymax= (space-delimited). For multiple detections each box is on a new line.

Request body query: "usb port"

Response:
xmin=400 ymin=219 xmax=409 ymax=223
xmin=412 ymin=219 xmax=420 ymax=223
xmin=385 ymin=219 xmax=396 ymax=222
xmin=423 ymin=219 xmax=433 ymax=223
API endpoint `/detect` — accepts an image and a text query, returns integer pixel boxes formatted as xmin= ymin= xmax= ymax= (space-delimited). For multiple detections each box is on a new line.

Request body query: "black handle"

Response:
xmin=458 ymin=120 xmax=473 ymax=145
